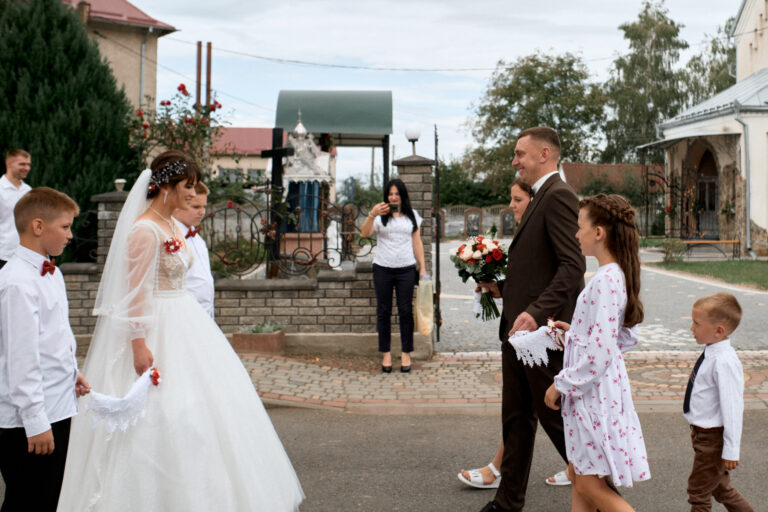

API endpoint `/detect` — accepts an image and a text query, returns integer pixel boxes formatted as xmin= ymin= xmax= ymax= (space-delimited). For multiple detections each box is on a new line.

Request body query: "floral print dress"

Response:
xmin=553 ymin=262 xmax=650 ymax=487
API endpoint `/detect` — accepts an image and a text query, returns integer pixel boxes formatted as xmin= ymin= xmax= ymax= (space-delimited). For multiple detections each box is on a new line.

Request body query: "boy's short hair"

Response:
xmin=14 ymin=187 xmax=80 ymax=234
xmin=693 ymin=292 xmax=742 ymax=334
xmin=5 ymin=148 xmax=30 ymax=160
xmin=194 ymin=182 xmax=210 ymax=195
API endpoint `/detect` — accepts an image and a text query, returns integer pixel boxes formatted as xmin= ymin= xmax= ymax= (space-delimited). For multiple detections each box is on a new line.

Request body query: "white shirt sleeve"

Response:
xmin=1 ymin=285 xmax=50 ymax=436
xmin=716 ymin=356 xmax=744 ymax=460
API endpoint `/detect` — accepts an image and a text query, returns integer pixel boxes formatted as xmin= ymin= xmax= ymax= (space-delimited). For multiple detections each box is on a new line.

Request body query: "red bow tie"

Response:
xmin=41 ymin=258 xmax=56 ymax=276
xmin=186 ymin=227 xmax=200 ymax=239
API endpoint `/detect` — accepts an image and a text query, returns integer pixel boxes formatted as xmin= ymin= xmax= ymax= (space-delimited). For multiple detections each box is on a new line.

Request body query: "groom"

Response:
xmin=481 ymin=127 xmax=585 ymax=512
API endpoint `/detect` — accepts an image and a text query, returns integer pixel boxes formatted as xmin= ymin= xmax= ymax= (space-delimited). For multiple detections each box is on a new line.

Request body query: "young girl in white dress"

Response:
xmin=544 ymin=194 xmax=650 ymax=512
xmin=57 ymin=151 xmax=304 ymax=511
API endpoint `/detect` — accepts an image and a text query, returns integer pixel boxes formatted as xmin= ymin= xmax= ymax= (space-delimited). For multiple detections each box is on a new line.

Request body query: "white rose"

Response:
xmin=485 ymin=242 xmax=497 ymax=251
xmin=482 ymin=247 xmax=489 ymax=255
xmin=460 ymin=247 xmax=474 ymax=261
xmin=472 ymin=250 xmax=482 ymax=259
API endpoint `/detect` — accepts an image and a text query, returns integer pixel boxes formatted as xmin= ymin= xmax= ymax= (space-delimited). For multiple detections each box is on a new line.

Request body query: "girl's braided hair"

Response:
xmin=579 ymin=193 xmax=644 ymax=327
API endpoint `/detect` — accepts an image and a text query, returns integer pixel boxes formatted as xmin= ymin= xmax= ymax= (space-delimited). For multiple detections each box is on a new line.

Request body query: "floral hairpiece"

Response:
xmin=150 ymin=160 xmax=188 ymax=187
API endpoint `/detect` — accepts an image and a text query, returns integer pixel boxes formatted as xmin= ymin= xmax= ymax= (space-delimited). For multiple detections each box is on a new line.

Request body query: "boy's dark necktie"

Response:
xmin=683 ymin=351 xmax=705 ymax=414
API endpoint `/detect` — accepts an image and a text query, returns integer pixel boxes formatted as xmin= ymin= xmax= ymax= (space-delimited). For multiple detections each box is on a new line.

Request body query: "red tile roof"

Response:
xmin=62 ymin=0 xmax=175 ymax=32
xmin=561 ymin=162 xmax=664 ymax=194
xmin=213 ymin=128 xmax=285 ymax=156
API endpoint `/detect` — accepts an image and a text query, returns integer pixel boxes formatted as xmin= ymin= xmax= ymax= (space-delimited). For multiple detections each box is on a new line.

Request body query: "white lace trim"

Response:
xmin=508 ymin=325 xmax=564 ymax=367
xmin=86 ymin=368 xmax=156 ymax=438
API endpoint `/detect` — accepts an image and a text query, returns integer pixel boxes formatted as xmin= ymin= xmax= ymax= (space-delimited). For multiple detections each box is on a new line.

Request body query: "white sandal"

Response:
xmin=457 ymin=462 xmax=501 ymax=489
xmin=544 ymin=469 xmax=571 ymax=486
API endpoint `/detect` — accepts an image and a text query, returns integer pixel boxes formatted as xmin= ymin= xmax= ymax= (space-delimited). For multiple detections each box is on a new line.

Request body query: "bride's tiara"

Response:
xmin=150 ymin=160 xmax=188 ymax=187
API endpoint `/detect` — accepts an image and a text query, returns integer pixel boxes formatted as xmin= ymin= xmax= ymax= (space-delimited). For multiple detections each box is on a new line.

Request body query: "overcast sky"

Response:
xmin=129 ymin=0 xmax=739 ymax=184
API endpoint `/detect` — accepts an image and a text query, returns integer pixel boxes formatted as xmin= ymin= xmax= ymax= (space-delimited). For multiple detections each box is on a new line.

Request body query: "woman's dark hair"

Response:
xmin=381 ymin=178 xmax=417 ymax=233
xmin=147 ymin=150 xmax=202 ymax=199
xmin=579 ymin=193 xmax=643 ymax=327
xmin=510 ymin=178 xmax=533 ymax=198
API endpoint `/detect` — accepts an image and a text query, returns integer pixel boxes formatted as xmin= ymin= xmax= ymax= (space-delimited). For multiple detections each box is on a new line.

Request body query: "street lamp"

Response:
xmin=405 ymin=127 xmax=420 ymax=155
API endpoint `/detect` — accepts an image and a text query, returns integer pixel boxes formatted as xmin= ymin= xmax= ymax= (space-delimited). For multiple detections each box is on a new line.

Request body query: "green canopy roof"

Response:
xmin=275 ymin=90 xmax=392 ymax=147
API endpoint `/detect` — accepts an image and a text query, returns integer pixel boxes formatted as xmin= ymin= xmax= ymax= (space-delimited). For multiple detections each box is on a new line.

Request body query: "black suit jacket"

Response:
xmin=498 ymin=174 xmax=585 ymax=341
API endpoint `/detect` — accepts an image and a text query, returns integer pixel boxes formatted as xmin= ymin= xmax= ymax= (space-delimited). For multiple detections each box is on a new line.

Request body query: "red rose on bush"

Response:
xmin=136 ymin=109 xmax=143 ymax=117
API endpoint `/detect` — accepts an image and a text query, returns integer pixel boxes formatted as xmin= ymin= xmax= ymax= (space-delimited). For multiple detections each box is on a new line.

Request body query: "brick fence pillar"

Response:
xmin=392 ymin=154 xmax=435 ymax=274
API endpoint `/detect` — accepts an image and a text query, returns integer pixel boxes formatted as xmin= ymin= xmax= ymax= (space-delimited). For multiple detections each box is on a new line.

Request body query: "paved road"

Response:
xmin=275 ymin=407 xmax=765 ymax=511
xmin=434 ymin=242 xmax=768 ymax=352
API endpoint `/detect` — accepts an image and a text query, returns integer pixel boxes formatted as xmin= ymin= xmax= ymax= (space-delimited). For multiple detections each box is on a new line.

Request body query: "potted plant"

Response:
xmin=232 ymin=321 xmax=285 ymax=354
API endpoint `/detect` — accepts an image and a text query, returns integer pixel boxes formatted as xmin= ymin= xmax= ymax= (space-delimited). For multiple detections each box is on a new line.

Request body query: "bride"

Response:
xmin=57 ymin=151 xmax=304 ymax=511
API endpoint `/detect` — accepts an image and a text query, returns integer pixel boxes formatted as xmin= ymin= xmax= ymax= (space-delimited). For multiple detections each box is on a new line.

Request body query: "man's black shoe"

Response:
xmin=479 ymin=502 xmax=507 ymax=512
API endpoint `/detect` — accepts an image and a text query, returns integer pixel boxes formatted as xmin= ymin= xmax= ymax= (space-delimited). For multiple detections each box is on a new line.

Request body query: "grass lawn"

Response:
xmin=649 ymin=260 xmax=768 ymax=290
xmin=640 ymin=237 xmax=671 ymax=248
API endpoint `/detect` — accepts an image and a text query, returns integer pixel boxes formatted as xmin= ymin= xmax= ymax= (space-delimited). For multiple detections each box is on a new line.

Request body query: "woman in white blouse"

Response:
xmin=361 ymin=179 xmax=426 ymax=373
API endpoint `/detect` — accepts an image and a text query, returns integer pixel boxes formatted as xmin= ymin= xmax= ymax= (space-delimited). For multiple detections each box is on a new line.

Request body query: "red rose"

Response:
xmin=227 ymin=200 xmax=234 ymax=208
xmin=492 ymin=249 xmax=503 ymax=261
xmin=485 ymin=255 xmax=493 ymax=263
xmin=476 ymin=236 xmax=484 ymax=241
xmin=493 ymin=240 xmax=499 ymax=245
xmin=468 ymin=259 xmax=476 ymax=265
xmin=476 ymin=243 xmax=486 ymax=251
xmin=142 ymin=122 xmax=149 ymax=129
xmin=136 ymin=109 xmax=143 ymax=117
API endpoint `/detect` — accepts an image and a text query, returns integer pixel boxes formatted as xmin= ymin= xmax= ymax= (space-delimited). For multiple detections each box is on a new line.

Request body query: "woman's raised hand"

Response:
xmin=369 ymin=202 xmax=390 ymax=217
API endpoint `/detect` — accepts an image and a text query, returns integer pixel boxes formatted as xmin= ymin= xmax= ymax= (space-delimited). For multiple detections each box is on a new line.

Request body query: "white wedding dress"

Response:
xmin=57 ymin=171 xmax=303 ymax=511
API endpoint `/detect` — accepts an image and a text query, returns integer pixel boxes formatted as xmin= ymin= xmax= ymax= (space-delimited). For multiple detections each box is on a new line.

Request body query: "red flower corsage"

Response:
xmin=150 ymin=367 xmax=161 ymax=386
xmin=163 ymin=237 xmax=182 ymax=254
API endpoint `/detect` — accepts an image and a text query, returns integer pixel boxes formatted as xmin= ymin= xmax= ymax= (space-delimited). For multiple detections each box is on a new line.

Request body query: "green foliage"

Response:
xmin=466 ymin=51 xmax=605 ymax=186
xmin=0 ymin=0 xmax=141 ymax=261
xmin=661 ymin=238 xmax=686 ymax=263
xmin=581 ymin=172 xmax=643 ymax=207
xmin=651 ymin=260 xmax=768 ymax=290
xmin=131 ymin=85 xmax=227 ymax=176
xmin=685 ymin=17 xmax=736 ymax=107
xmin=435 ymin=159 xmax=510 ymax=206
xmin=602 ymin=1 xmax=689 ymax=164
xmin=239 ymin=321 xmax=284 ymax=334
xmin=340 ymin=176 xmax=383 ymax=208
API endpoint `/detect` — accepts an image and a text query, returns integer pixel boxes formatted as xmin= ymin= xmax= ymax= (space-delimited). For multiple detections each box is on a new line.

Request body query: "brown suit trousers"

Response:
xmin=687 ymin=426 xmax=753 ymax=512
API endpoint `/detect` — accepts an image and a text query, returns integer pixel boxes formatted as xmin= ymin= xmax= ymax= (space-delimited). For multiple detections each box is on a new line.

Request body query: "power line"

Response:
xmin=91 ymin=30 xmax=275 ymax=114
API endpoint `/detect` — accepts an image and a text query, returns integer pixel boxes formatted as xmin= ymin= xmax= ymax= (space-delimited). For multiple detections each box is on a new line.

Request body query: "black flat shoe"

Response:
xmin=400 ymin=365 xmax=411 ymax=373
xmin=381 ymin=365 xmax=392 ymax=373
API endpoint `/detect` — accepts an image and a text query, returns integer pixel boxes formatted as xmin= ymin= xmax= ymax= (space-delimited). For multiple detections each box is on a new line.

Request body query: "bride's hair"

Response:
xmin=147 ymin=150 xmax=202 ymax=199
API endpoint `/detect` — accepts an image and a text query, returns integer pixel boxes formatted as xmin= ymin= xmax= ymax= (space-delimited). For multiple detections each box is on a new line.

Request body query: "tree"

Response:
xmin=602 ymin=0 xmax=689 ymax=164
xmin=466 ymin=51 xmax=606 ymax=189
xmin=435 ymin=159 xmax=508 ymax=206
xmin=0 ymin=0 xmax=140 ymax=260
xmin=685 ymin=17 xmax=736 ymax=107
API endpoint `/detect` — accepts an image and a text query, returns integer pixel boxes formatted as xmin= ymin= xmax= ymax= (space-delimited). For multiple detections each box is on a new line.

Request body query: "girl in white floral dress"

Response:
xmin=545 ymin=194 xmax=650 ymax=512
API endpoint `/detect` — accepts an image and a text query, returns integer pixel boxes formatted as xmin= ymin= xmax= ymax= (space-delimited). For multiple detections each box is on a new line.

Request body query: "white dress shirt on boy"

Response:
xmin=0 ymin=246 xmax=78 ymax=436
xmin=180 ymin=222 xmax=215 ymax=318
xmin=0 ymin=175 xmax=31 ymax=261
xmin=683 ymin=339 xmax=744 ymax=461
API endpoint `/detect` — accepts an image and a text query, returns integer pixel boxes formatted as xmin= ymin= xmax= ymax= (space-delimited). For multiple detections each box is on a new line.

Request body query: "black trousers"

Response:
xmin=0 ymin=418 xmax=71 ymax=512
xmin=494 ymin=342 xmax=568 ymax=512
xmin=372 ymin=263 xmax=417 ymax=353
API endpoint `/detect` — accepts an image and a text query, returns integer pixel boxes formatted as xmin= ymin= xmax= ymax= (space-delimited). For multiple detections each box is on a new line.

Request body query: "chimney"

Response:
xmin=76 ymin=1 xmax=90 ymax=24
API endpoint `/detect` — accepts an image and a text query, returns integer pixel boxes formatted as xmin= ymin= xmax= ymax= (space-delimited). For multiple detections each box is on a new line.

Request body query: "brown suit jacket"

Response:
xmin=499 ymin=173 xmax=585 ymax=341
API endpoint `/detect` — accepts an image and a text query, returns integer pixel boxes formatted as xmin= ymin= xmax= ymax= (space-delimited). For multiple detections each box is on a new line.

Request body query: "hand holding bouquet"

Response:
xmin=450 ymin=236 xmax=507 ymax=320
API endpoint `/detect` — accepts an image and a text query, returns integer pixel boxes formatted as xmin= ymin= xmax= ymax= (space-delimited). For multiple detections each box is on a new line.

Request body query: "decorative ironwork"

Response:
xmin=201 ymin=184 xmax=375 ymax=277
xmin=60 ymin=209 xmax=98 ymax=263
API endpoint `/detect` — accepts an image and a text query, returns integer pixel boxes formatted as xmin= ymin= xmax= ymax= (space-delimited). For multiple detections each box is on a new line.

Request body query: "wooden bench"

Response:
xmin=681 ymin=240 xmax=740 ymax=259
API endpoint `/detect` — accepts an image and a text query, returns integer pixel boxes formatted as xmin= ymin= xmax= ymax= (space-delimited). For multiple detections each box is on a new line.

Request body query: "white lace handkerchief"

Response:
xmin=86 ymin=368 xmax=158 ymax=437
xmin=508 ymin=325 xmax=564 ymax=367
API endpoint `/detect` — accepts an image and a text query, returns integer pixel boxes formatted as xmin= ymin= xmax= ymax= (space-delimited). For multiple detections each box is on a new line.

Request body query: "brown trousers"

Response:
xmin=687 ymin=426 xmax=753 ymax=512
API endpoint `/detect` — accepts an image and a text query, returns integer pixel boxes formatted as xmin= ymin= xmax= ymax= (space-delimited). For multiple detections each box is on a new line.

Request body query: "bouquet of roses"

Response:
xmin=449 ymin=235 xmax=508 ymax=321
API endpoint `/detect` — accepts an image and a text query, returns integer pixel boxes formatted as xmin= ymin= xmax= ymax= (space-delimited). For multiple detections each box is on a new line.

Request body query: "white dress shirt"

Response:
xmin=0 ymin=175 xmax=32 ymax=261
xmin=683 ymin=339 xmax=744 ymax=460
xmin=179 ymin=222 xmax=215 ymax=318
xmin=373 ymin=210 xmax=423 ymax=268
xmin=0 ymin=246 xmax=78 ymax=436
xmin=531 ymin=170 xmax=560 ymax=195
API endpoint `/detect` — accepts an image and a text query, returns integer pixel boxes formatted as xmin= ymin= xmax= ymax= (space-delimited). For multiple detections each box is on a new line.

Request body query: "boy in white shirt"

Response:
xmin=0 ymin=149 xmax=33 ymax=268
xmin=685 ymin=292 xmax=753 ymax=512
xmin=174 ymin=182 xmax=214 ymax=318
xmin=0 ymin=187 xmax=90 ymax=511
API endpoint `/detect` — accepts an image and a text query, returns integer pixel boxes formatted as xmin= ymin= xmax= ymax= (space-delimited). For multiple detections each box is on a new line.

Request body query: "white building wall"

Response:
xmin=734 ymin=0 xmax=768 ymax=81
